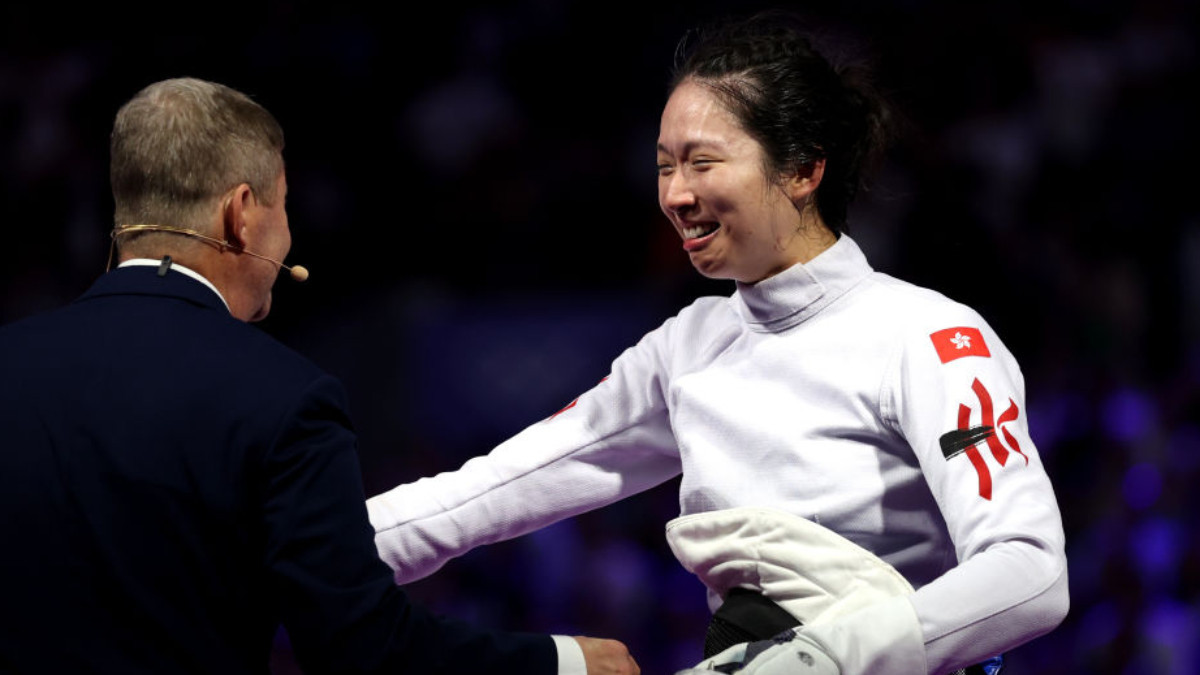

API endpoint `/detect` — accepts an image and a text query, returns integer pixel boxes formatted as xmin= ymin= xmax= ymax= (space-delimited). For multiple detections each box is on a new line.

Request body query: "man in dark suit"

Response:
xmin=0 ymin=78 xmax=638 ymax=675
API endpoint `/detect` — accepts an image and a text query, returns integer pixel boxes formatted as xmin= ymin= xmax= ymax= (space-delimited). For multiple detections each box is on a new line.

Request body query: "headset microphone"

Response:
xmin=286 ymin=264 xmax=309 ymax=282
xmin=110 ymin=224 xmax=309 ymax=281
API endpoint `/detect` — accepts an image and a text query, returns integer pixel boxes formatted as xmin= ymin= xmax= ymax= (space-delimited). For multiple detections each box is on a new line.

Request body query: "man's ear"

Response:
xmin=222 ymin=183 xmax=255 ymax=249
xmin=787 ymin=158 xmax=826 ymax=203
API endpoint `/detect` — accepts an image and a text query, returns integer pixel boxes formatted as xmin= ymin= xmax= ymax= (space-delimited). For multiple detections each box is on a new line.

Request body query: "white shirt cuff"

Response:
xmin=552 ymin=635 xmax=587 ymax=675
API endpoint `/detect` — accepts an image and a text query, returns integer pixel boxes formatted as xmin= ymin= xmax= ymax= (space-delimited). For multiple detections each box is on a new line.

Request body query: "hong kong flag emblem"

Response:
xmin=930 ymin=326 xmax=991 ymax=363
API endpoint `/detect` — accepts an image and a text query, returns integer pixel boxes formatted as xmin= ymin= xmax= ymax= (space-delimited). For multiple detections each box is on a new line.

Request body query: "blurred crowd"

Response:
xmin=2 ymin=1 xmax=1197 ymax=673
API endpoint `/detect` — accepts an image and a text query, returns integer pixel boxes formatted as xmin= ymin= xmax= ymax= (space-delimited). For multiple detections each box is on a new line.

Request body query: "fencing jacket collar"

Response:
xmin=733 ymin=234 xmax=873 ymax=333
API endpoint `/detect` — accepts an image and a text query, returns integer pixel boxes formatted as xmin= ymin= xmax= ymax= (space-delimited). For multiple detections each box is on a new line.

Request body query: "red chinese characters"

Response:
xmin=955 ymin=378 xmax=1029 ymax=500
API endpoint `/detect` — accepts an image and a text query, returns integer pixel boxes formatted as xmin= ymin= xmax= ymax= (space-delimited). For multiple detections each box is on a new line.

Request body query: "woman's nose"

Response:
xmin=661 ymin=173 xmax=696 ymax=213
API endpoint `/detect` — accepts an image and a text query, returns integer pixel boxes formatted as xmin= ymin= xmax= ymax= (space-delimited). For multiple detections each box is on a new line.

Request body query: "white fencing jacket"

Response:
xmin=368 ymin=235 xmax=1069 ymax=675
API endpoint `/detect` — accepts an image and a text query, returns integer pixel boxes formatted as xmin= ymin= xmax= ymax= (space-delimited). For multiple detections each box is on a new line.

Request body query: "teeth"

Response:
xmin=683 ymin=224 xmax=718 ymax=239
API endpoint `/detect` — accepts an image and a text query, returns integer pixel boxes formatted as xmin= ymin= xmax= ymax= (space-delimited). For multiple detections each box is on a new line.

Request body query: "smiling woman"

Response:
xmin=366 ymin=11 xmax=1069 ymax=675
xmin=653 ymin=13 xmax=885 ymax=286
xmin=656 ymin=79 xmax=835 ymax=283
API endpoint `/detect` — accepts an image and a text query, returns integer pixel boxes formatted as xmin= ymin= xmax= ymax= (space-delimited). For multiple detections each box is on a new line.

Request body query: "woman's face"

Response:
xmin=656 ymin=79 xmax=818 ymax=284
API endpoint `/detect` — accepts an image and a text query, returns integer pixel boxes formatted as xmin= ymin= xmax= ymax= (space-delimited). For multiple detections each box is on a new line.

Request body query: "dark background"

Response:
xmin=2 ymin=1 xmax=1197 ymax=673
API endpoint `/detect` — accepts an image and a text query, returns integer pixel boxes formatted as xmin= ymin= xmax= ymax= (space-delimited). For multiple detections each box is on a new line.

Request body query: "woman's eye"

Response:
xmin=691 ymin=159 xmax=714 ymax=169
xmin=656 ymin=163 xmax=674 ymax=176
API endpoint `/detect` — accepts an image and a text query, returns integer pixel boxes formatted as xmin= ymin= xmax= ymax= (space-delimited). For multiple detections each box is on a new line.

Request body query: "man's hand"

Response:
xmin=574 ymin=636 xmax=640 ymax=675
xmin=674 ymin=629 xmax=838 ymax=675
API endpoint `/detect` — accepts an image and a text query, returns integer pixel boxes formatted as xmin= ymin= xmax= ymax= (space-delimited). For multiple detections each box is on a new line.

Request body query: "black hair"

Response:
xmin=670 ymin=11 xmax=892 ymax=230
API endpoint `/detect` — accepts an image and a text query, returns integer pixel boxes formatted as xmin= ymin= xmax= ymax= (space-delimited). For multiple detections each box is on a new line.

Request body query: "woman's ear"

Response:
xmin=787 ymin=158 xmax=826 ymax=203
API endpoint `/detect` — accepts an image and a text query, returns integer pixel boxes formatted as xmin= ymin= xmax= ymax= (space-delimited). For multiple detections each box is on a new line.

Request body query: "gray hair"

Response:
xmin=110 ymin=78 xmax=284 ymax=250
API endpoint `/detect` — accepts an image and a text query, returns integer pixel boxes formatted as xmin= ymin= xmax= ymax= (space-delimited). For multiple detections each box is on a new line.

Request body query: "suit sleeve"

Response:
xmin=367 ymin=321 xmax=684 ymax=584
xmin=261 ymin=374 xmax=556 ymax=675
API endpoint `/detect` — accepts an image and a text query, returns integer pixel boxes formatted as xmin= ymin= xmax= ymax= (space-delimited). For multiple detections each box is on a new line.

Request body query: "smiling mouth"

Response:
xmin=682 ymin=222 xmax=719 ymax=240
xmin=681 ymin=222 xmax=719 ymax=252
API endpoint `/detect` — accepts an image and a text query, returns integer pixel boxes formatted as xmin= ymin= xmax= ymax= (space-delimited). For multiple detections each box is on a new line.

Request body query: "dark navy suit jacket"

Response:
xmin=0 ymin=266 xmax=554 ymax=674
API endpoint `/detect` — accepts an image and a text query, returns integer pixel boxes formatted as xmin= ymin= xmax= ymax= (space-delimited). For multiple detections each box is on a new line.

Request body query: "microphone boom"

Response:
xmin=110 ymin=224 xmax=308 ymax=281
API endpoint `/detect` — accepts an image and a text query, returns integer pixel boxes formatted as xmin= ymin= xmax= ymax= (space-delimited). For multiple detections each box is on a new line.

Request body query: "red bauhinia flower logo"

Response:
xmin=930 ymin=326 xmax=991 ymax=363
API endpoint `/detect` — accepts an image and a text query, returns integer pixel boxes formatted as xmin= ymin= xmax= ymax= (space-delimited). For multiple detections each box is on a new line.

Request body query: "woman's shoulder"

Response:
xmin=866 ymin=272 xmax=985 ymax=319
xmin=634 ymin=292 xmax=741 ymax=364
xmin=851 ymin=272 xmax=998 ymax=346
xmin=668 ymin=292 xmax=739 ymax=330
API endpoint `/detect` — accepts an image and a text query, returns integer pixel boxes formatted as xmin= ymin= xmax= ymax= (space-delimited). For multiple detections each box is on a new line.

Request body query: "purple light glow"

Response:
xmin=1122 ymin=462 xmax=1163 ymax=511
